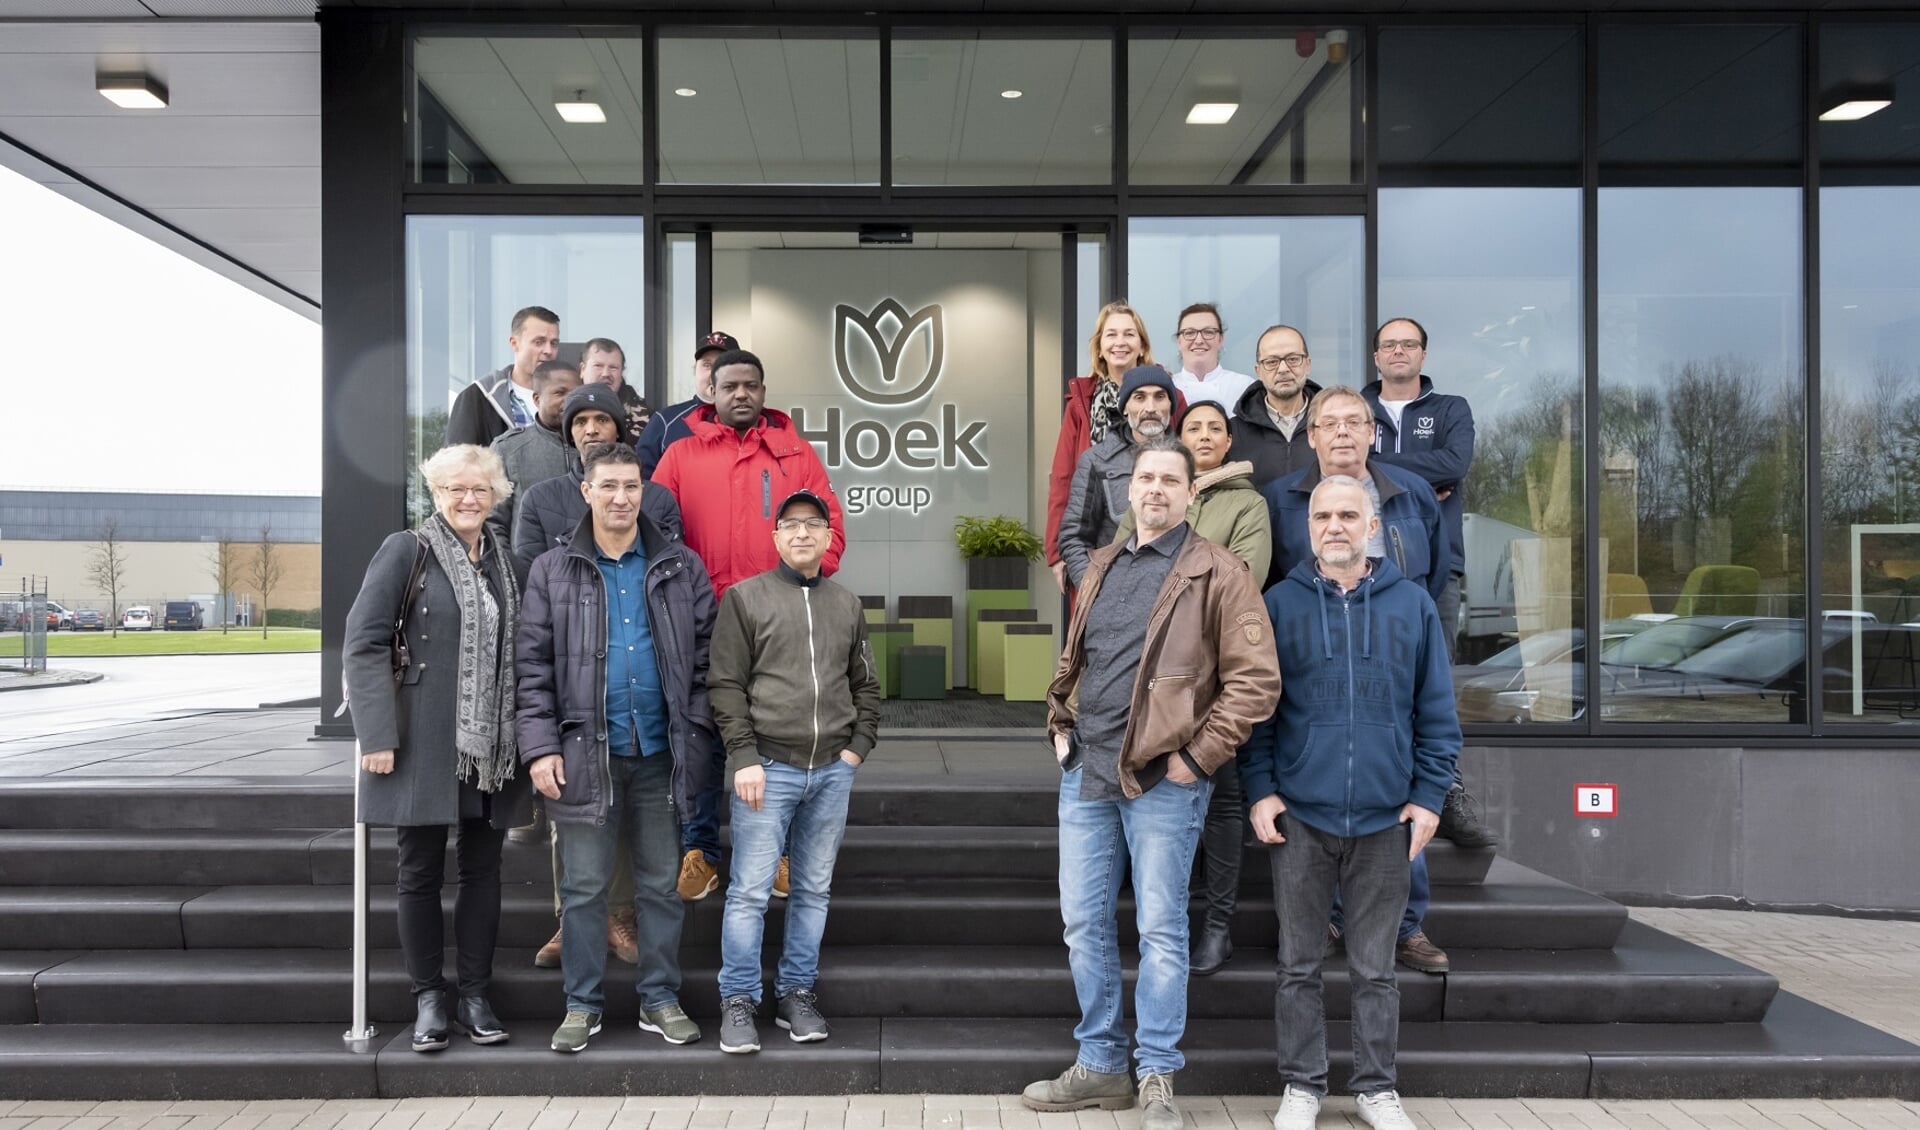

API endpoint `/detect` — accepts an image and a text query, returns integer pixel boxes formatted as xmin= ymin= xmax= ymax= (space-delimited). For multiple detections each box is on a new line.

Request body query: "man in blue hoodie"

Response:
xmin=1243 ymin=475 xmax=1460 ymax=1130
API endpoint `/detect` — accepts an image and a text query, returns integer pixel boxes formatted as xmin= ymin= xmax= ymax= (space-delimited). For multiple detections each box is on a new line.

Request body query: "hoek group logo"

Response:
xmin=833 ymin=298 xmax=945 ymax=405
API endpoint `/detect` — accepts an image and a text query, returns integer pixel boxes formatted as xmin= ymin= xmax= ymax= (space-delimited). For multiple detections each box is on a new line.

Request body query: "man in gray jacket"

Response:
xmin=490 ymin=359 xmax=580 ymax=540
xmin=1059 ymin=364 xmax=1178 ymax=588
xmin=515 ymin=442 xmax=721 ymax=1055
xmin=709 ymin=489 xmax=880 ymax=1055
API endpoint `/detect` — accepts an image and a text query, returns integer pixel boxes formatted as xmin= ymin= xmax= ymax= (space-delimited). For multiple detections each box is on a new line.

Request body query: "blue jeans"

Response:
xmin=1331 ymin=850 xmax=1428 ymax=942
xmin=1271 ymin=812 xmax=1410 ymax=1097
xmin=554 ymin=752 xmax=685 ymax=1014
xmin=718 ymin=757 xmax=856 ymax=1003
xmin=1057 ymin=766 xmax=1212 ymax=1079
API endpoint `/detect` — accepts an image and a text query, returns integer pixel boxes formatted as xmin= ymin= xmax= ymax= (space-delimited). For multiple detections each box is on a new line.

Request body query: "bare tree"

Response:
xmin=87 ymin=519 xmax=129 ymax=639
xmin=206 ymin=537 xmax=240 ymax=636
xmin=249 ymin=523 xmax=285 ymax=639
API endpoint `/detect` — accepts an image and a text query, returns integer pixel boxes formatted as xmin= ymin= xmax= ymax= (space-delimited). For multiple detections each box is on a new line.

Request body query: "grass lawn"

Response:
xmin=42 ymin=627 xmax=322 ymax=657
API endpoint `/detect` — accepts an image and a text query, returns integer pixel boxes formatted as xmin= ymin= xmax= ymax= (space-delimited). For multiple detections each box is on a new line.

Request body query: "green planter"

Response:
xmin=860 ymin=595 xmax=887 ymax=626
xmin=976 ymin=608 xmax=1040 ymax=695
xmin=1003 ymin=623 xmax=1056 ymax=702
xmin=867 ymin=622 xmax=914 ymax=698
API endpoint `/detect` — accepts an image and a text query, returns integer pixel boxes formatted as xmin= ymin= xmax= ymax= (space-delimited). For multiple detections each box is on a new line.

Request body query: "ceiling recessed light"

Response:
xmin=1186 ymin=102 xmax=1238 ymax=125
xmin=98 ymin=73 xmax=167 ymax=110
xmin=1820 ymin=84 xmax=1895 ymax=122
xmin=1001 ymin=89 xmax=1023 ymax=99
xmin=555 ymin=91 xmax=606 ymax=124
xmin=674 ymin=87 xmax=697 ymax=98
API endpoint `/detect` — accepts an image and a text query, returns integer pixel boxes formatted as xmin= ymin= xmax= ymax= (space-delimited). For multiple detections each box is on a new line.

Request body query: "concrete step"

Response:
xmin=17 ymin=922 xmax=1774 ymax=1027
xmin=2 ymin=996 xmax=1915 ymax=1101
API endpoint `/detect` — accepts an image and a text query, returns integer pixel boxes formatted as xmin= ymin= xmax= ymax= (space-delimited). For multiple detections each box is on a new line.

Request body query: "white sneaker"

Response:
xmin=1271 ymin=1084 xmax=1321 ymax=1130
xmin=1355 ymin=1090 xmax=1416 ymax=1130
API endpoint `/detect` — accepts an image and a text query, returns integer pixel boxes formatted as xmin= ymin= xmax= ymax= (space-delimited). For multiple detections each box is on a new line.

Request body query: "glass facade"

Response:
xmin=384 ymin=14 xmax=1920 ymax=736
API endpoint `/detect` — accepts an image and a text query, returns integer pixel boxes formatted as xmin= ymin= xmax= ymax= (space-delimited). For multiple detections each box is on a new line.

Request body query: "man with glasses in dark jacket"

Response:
xmin=515 ymin=442 xmax=721 ymax=1055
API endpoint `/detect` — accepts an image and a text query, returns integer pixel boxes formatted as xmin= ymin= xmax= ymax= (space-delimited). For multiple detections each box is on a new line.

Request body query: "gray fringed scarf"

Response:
xmin=1088 ymin=377 xmax=1124 ymax=444
xmin=419 ymin=515 xmax=519 ymax=793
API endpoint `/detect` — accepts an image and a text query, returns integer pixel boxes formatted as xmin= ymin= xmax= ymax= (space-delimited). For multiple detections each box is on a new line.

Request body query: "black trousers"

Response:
xmin=1195 ymin=756 xmax=1244 ymax=929
xmin=394 ymin=819 xmax=506 ymax=997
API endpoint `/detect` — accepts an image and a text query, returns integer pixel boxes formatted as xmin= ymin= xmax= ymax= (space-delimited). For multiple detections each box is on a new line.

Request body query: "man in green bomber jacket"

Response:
xmin=707 ymin=488 xmax=880 ymax=1056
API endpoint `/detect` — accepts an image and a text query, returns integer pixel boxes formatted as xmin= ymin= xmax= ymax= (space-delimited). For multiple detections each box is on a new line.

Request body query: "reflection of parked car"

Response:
xmin=1600 ymin=621 xmax=1920 ymax=723
xmin=163 ymin=601 xmax=205 ymax=631
xmin=73 ymin=610 xmax=107 ymax=631
xmin=1455 ymin=628 xmax=1588 ymax=723
xmin=1600 ymin=616 xmax=1788 ymax=671
xmin=122 ymin=606 xmax=154 ymax=631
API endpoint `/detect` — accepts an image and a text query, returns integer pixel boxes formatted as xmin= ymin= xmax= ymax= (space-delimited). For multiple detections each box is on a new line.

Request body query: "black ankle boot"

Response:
xmin=412 ymin=989 xmax=450 ymax=1053
xmin=1190 ymin=921 xmax=1233 ymax=977
xmin=1436 ymin=784 xmax=1499 ymax=849
xmin=455 ymin=994 xmax=510 ymax=1045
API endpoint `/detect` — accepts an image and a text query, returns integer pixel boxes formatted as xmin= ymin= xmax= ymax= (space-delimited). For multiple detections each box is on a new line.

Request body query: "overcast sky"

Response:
xmin=0 ymin=164 xmax=321 ymax=496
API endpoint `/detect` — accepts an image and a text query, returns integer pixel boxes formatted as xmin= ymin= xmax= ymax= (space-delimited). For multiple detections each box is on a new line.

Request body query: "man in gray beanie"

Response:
xmin=1059 ymin=364 xmax=1181 ymax=588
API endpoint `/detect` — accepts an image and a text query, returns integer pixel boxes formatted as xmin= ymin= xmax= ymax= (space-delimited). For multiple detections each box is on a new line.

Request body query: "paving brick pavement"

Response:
xmin=4 ymin=1096 xmax=1920 ymax=1130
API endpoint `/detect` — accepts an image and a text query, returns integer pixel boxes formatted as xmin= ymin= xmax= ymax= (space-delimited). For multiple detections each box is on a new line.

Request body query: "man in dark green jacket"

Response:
xmin=709 ymin=489 xmax=880 ymax=1055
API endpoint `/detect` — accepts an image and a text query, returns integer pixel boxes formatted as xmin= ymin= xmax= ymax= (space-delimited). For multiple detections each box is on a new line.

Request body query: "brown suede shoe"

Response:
xmin=1396 ymin=930 xmax=1450 ymax=974
xmin=772 ymin=856 xmax=791 ymax=899
xmin=609 ymin=909 xmax=639 ymax=965
xmin=677 ymin=850 xmax=720 ymax=901
xmin=534 ymin=926 xmax=563 ymax=969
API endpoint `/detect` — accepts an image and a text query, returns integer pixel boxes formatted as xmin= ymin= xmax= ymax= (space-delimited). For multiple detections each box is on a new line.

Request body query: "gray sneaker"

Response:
xmin=775 ymin=988 xmax=830 ymax=1042
xmin=638 ymin=1002 xmax=702 ymax=1045
xmin=1138 ymin=1074 xmax=1182 ymax=1130
xmin=1020 ymin=1063 xmax=1135 ymax=1112
xmin=719 ymin=993 xmax=760 ymax=1055
xmin=549 ymin=1009 xmax=601 ymax=1054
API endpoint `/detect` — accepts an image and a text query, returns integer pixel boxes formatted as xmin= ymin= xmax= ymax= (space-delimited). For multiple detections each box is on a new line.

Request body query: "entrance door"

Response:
xmin=664 ymin=228 xmax=1078 ymax=686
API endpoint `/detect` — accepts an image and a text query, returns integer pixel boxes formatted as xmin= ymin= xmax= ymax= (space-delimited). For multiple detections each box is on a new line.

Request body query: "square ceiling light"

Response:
xmin=1820 ymin=83 xmax=1895 ymax=122
xmin=98 ymin=73 xmax=168 ymax=110
xmin=1186 ymin=102 xmax=1239 ymax=125
xmin=555 ymin=97 xmax=606 ymax=124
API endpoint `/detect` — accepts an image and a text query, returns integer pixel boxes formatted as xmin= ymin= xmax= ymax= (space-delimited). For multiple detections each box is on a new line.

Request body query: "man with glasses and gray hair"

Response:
xmin=1260 ymin=384 xmax=1453 ymax=976
xmin=1230 ymin=324 xmax=1325 ymax=489
xmin=1169 ymin=302 xmax=1256 ymax=414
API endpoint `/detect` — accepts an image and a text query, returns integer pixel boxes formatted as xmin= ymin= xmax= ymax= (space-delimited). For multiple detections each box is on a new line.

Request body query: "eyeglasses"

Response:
xmin=440 ymin=485 xmax=494 ymax=499
xmin=1313 ymin=416 xmax=1372 ymax=434
xmin=1256 ymin=354 xmax=1309 ymax=374
xmin=1176 ymin=327 xmax=1222 ymax=341
xmin=1377 ymin=338 xmax=1424 ymax=353
xmin=775 ymin=517 xmax=830 ymax=532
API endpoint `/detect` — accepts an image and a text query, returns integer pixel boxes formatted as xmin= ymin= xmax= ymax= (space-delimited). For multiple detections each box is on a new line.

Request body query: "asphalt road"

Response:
xmin=0 ymin=653 xmax=319 ymax=742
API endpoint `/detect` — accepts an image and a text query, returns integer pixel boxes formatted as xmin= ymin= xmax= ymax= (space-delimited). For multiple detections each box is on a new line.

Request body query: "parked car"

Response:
xmin=72 ymin=610 xmax=107 ymax=631
xmin=122 ymin=606 xmax=154 ymax=631
xmin=44 ymin=600 xmax=74 ymax=631
xmin=163 ymin=601 xmax=205 ymax=631
xmin=1600 ymin=621 xmax=1920 ymax=724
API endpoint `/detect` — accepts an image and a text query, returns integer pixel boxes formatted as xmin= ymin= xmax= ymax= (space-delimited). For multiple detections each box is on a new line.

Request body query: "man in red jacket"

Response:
xmin=650 ymin=349 xmax=847 ymax=600
xmin=648 ymin=348 xmax=848 ymax=903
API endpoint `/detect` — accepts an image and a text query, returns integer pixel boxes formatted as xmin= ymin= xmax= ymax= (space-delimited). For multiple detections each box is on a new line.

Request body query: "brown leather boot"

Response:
xmin=1396 ymin=930 xmax=1450 ymax=974
xmin=609 ymin=908 xmax=640 ymax=965
xmin=534 ymin=925 xmax=563 ymax=969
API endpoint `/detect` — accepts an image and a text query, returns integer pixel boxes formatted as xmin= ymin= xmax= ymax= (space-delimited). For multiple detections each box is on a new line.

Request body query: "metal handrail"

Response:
xmin=342 ymin=726 xmax=378 ymax=1053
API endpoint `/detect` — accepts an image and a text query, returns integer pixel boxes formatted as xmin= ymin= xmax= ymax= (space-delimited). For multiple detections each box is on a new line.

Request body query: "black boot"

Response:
xmin=412 ymin=989 xmax=450 ymax=1053
xmin=1436 ymin=784 xmax=1499 ymax=848
xmin=1190 ymin=919 xmax=1233 ymax=977
xmin=455 ymin=994 xmax=510 ymax=1045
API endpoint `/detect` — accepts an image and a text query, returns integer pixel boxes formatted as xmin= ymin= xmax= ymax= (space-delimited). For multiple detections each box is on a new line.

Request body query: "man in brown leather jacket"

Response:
xmin=1022 ymin=435 xmax=1281 ymax=1130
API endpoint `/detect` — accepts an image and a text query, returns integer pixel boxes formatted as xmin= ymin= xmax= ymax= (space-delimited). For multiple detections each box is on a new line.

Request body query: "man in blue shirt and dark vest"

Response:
xmin=516 ymin=442 xmax=723 ymax=1054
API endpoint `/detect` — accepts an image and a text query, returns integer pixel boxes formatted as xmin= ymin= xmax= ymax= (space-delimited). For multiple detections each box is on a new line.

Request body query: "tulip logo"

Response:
xmin=834 ymin=298 xmax=945 ymax=406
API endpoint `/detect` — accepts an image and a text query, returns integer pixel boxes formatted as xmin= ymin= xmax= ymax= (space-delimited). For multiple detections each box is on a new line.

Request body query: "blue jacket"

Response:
xmin=637 ymin=395 xmax=705 ymax=479
xmin=1364 ymin=377 xmax=1473 ymax=577
xmin=1262 ymin=461 xmax=1451 ymax=603
xmin=1240 ymin=556 xmax=1460 ymax=838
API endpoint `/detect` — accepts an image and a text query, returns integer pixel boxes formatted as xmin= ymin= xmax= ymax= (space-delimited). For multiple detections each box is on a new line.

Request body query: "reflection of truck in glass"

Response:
xmin=1458 ymin=513 xmax=1531 ymax=662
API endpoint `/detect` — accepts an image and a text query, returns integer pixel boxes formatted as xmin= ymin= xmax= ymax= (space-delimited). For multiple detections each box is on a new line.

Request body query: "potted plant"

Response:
xmin=954 ymin=514 xmax=1043 ymax=590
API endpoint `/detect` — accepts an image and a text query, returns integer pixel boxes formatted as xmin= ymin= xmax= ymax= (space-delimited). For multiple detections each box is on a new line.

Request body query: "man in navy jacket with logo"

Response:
xmin=1242 ymin=474 xmax=1460 ymax=1130
xmin=1363 ymin=317 xmax=1497 ymax=850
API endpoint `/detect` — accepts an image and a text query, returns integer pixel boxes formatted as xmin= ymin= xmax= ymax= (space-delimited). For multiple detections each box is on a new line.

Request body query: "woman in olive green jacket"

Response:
xmin=1113 ymin=399 xmax=1271 ymax=582
xmin=1113 ymin=397 xmax=1271 ymax=979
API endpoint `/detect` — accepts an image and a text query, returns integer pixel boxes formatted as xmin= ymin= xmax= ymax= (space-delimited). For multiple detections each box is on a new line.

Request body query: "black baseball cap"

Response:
xmin=778 ymin=489 xmax=831 ymax=522
xmin=695 ymin=330 xmax=740 ymax=359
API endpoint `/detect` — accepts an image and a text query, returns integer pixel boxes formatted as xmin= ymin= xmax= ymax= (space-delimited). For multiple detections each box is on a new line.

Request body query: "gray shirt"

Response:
xmin=1073 ymin=522 xmax=1189 ymax=801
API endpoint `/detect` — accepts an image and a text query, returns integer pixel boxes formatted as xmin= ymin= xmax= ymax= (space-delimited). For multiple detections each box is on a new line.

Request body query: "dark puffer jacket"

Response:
xmin=1229 ymin=378 xmax=1323 ymax=488
xmin=514 ymin=512 xmax=720 ymax=826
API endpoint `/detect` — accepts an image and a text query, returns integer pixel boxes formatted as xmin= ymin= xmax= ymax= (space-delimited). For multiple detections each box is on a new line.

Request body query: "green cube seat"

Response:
xmin=898 ymin=645 xmax=948 ymax=701
xmin=867 ymin=622 xmax=914 ymax=698
xmin=976 ymin=608 xmax=1039 ymax=696
xmin=860 ymin=595 xmax=887 ymax=626
xmin=898 ymin=596 xmax=955 ymax=690
xmin=1002 ymin=623 xmax=1055 ymax=702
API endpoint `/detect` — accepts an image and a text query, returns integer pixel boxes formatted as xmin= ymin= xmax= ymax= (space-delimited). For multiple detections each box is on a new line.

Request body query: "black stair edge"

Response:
xmin=0 ymin=888 xmax=211 ymax=950
xmin=0 ymin=1024 xmax=379 ymax=1100
xmin=372 ymin=1019 xmax=883 ymax=1097
xmin=0 ymin=780 xmax=353 ymax=830
xmin=0 ymin=952 xmax=79 ymax=1023
xmin=0 ymin=829 xmax=332 ymax=886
